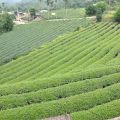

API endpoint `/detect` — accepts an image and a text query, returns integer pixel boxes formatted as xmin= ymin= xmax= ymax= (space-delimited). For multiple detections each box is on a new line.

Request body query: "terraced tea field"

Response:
xmin=41 ymin=8 xmax=85 ymax=19
xmin=0 ymin=19 xmax=88 ymax=65
xmin=0 ymin=22 xmax=120 ymax=120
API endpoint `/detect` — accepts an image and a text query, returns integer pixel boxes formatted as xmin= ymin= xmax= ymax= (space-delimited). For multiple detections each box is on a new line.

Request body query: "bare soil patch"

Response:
xmin=43 ymin=114 xmax=71 ymax=120
xmin=110 ymin=117 xmax=120 ymax=120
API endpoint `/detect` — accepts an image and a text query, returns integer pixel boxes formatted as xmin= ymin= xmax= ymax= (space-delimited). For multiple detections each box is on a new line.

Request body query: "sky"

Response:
xmin=0 ymin=0 xmax=21 ymax=3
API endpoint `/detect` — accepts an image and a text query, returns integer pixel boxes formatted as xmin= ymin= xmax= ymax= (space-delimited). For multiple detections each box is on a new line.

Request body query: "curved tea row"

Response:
xmin=0 ymin=22 xmax=120 ymax=120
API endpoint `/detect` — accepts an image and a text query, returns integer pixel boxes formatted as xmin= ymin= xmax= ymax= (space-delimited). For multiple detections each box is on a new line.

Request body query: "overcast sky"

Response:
xmin=0 ymin=0 xmax=21 ymax=3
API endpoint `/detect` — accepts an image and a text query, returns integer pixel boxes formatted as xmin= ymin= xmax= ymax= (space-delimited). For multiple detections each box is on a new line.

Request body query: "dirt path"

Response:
xmin=48 ymin=18 xmax=82 ymax=22
xmin=14 ymin=21 xmax=27 ymax=25
xmin=47 ymin=16 xmax=96 ymax=22
xmin=110 ymin=117 xmax=120 ymax=120
xmin=43 ymin=114 xmax=71 ymax=120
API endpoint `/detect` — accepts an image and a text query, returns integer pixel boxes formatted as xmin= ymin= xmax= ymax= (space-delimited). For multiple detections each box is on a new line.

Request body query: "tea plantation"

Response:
xmin=0 ymin=22 xmax=120 ymax=120
xmin=41 ymin=8 xmax=85 ymax=19
xmin=0 ymin=19 xmax=88 ymax=65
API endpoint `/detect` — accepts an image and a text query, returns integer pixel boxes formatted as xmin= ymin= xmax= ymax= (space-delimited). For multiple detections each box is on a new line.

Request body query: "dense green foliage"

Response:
xmin=85 ymin=1 xmax=107 ymax=21
xmin=114 ymin=8 xmax=120 ymax=22
xmin=0 ymin=13 xmax=14 ymax=33
xmin=96 ymin=2 xmax=107 ymax=13
xmin=85 ymin=5 xmax=96 ymax=16
xmin=0 ymin=22 xmax=120 ymax=119
xmin=29 ymin=8 xmax=36 ymax=19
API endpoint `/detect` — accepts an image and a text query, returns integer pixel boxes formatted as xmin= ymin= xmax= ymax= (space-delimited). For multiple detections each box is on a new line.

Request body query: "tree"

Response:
xmin=86 ymin=5 xmax=96 ymax=16
xmin=96 ymin=2 xmax=107 ymax=13
xmin=114 ymin=8 xmax=120 ymax=22
xmin=29 ymin=8 xmax=36 ymax=19
xmin=96 ymin=8 xmax=102 ymax=22
xmin=0 ymin=13 xmax=14 ymax=33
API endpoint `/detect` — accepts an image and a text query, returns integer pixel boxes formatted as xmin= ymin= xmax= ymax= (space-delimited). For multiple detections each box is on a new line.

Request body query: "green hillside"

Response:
xmin=0 ymin=22 xmax=120 ymax=120
xmin=41 ymin=8 xmax=85 ymax=19
xmin=0 ymin=19 xmax=88 ymax=65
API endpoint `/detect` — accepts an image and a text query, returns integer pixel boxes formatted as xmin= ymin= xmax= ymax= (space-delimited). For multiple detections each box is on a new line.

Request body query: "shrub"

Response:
xmin=114 ymin=8 xmax=120 ymax=22
xmin=85 ymin=5 xmax=96 ymax=16
xmin=74 ymin=27 xmax=80 ymax=32
xmin=0 ymin=65 xmax=120 ymax=96
xmin=71 ymin=99 xmax=120 ymax=120
xmin=0 ymin=83 xmax=120 ymax=120
xmin=29 ymin=8 xmax=36 ymax=19
xmin=0 ymin=72 xmax=120 ymax=110
xmin=0 ymin=13 xmax=14 ymax=33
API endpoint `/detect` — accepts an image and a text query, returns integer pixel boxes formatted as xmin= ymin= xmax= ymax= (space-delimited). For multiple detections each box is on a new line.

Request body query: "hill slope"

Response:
xmin=0 ymin=19 xmax=87 ymax=65
xmin=0 ymin=22 xmax=120 ymax=120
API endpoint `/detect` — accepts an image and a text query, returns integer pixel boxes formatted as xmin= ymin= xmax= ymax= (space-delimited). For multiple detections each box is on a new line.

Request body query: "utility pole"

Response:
xmin=27 ymin=9 xmax=30 ymax=21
